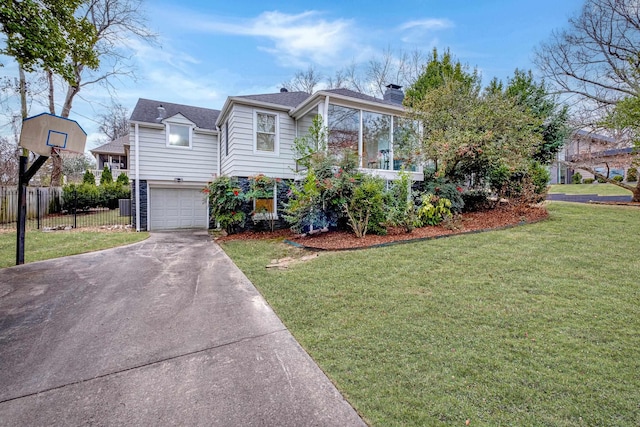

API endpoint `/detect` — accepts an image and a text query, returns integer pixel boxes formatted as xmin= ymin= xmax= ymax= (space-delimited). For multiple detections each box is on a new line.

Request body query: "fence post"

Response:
xmin=37 ymin=188 xmax=40 ymax=230
xmin=74 ymin=187 xmax=78 ymax=229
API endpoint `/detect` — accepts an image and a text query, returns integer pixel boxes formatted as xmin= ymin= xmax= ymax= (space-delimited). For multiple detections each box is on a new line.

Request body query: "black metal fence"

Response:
xmin=0 ymin=186 xmax=132 ymax=230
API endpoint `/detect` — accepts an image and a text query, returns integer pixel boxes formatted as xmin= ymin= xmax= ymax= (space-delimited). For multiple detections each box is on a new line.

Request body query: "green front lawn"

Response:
xmin=222 ymin=202 xmax=640 ymax=426
xmin=549 ymin=183 xmax=633 ymax=196
xmin=0 ymin=231 xmax=149 ymax=268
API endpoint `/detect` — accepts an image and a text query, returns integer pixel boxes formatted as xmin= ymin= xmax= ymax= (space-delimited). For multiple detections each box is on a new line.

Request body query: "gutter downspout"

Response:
xmin=134 ymin=123 xmax=141 ymax=232
xmin=323 ymin=96 xmax=330 ymax=151
xmin=216 ymin=126 xmax=221 ymax=177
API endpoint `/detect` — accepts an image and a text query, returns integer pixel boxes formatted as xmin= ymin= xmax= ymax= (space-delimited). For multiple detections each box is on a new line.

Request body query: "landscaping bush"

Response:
xmin=571 ymin=172 xmax=582 ymax=184
xmin=283 ymin=151 xmax=361 ymax=234
xmin=62 ymin=183 xmax=100 ymax=212
xmin=423 ymin=179 xmax=464 ymax=213
xmin=116 ymin=172 xmax=129 ymax=186
xmin=626 ymin=167 xmax=637 ymax=182
xmin=100 ymin=166 xmax=113 ymax=185
xmin=583 ymin=178 xmax=595 ymax=184
xmin=597 ymin=176 xmax=607 ymax=183
xmin=417 ymin=194 xmax=452 ymax=226
xmin=204 ymin=176 xmax=246 ymax=234
xmin=100 ymin=183 xmax=130 ymax=210
xmin=386 ymin=170 xmax=420 ymax=232
xmin=83 ymin=170 xmax=96 ymax=185
xmin=613 ymin=175 xmax=624 ymax=182
xmin=489 ymin=162 xmax=549 ymax=204
xmin=343 ymin=175 xmax=387 ymax=237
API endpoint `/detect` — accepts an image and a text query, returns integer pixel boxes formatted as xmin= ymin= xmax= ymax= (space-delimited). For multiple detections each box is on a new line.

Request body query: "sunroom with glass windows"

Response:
xmin=294 ymin=95 xmax=421 ymax=178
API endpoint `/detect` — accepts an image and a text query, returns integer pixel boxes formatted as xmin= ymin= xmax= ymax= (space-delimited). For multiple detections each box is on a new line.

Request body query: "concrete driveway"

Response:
xmin=0 ymin=231 xmax=365 ymax=426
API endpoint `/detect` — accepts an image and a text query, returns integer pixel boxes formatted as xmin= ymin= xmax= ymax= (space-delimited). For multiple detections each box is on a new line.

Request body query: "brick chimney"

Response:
xmin=383 ymin=84 xmax=404 ymax=104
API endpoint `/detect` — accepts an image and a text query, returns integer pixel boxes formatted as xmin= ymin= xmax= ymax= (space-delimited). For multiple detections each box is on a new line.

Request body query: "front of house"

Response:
xmin=129 ymin=85 xmax=421 ymax=231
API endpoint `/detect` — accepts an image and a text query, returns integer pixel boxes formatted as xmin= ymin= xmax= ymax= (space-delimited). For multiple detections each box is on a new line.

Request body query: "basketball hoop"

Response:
xmin=19 ymin=113 xmax=87 ymax=156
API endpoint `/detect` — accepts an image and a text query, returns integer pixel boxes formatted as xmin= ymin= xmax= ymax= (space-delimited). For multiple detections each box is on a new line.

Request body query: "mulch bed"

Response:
xmin=215 ymin=205 xmax=549 ymax=251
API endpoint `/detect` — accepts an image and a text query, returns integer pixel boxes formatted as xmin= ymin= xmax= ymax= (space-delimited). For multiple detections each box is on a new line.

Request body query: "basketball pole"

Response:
xmin=16 ymin=152 xmax=49 ymax=265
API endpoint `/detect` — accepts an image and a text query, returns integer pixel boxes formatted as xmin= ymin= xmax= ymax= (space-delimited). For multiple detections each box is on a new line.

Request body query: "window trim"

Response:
xmin=165 ymin=122 xmax=193 ymax=149
xmin=253 ymin=110 xmax=279 ymax=155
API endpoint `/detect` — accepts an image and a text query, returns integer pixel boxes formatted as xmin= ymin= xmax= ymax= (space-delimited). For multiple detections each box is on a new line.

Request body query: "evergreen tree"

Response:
xmin=100 ymin=166 xmax=113 ymax=185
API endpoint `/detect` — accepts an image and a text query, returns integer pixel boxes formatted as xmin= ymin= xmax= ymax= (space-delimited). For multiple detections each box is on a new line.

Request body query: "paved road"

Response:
xmin=0 ymin=231 xmax=365 ymax=426
xmin=546 ymin=193 xmax=632 ymax=203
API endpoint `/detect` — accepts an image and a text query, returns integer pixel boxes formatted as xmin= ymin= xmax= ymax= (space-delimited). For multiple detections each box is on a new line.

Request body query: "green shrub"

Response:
xmin=116 ymin=173 xmax=129 ymax=186
xmin=583 ymin=178 xmax=595 ymax=184
xmin=490 ymin=162 xmax=549 ymax=204
xmin=417 ymin=194 xmax=452 ymax=226
xmin=204 ymin=176 xmax=246 ymax=234
xmin=571 ymin=172 xmax=583 ymax=184
xmin=62 ymin=183 xmax=100 ymax=212
xmin=343 ymin=175 xmax=387 ymax=237
xmin=82 ymin=170 xmax=96 ymax=185
xmin=386 ymin=170 xmax=420 ymax=232
xmin=100 ymin=166 xmax=113 ymax=185
xmin=626 ymin=167 xmax=637 ymax=182
xmin=283 ymin=151 xmax=361 ymax=234
xmin=529 ymin=162 xmax=550 ymax=195
xmin=100 ymin=183 xmax=130 ymax=209
xmin=423 ymin=179 xmax=464 ymax=213
xmin=597 ymin=176 xmax=607 ymax=183
xmin=613 ymin=175 xmax=624 ymax=182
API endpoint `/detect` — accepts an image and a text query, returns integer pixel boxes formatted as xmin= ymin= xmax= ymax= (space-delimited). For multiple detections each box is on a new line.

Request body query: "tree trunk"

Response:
xmin=47 ymin=69 xmax=56 ymax=115
xmin=50 ymin=153 xmax=63 ymax=187
xmin=585 ymin=167 xmax=639 ymax=201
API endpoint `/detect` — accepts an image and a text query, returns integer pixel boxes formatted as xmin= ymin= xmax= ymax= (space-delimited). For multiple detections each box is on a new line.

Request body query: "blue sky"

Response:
xmin=3 ymin=0 xmax=586 ymax=148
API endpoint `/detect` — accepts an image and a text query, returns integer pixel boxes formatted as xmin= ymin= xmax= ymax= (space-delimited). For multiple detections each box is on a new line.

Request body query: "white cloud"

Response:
xmin=399 ymin=19 xmax=454 ymax=32
xmin=187 ymin=10 xmax=356 ymax=67
xmin=398 ymin=18 xmax=453 ymax=46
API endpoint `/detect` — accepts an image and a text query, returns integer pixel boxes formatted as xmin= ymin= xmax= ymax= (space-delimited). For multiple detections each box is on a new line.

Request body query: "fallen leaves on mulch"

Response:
xmin=215 ymin=205 xmax=549 ymax=251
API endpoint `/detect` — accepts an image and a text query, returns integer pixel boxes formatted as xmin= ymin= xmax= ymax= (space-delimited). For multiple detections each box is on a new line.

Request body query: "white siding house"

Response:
xmin=129 ymin=85 xmax=418 ymax=231
xmin=129 ymin=99 xmax=219 ymax=231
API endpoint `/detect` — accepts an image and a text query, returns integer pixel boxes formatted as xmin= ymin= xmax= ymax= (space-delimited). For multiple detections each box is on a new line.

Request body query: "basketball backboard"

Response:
xmin=19 ymin=113 xmax=87 ymax=156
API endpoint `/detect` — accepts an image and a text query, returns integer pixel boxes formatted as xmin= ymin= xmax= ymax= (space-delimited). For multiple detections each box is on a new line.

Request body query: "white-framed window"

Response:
xmin=166 ymin=123 xmax=192 ymax=148
xmin=254 ymin=110 xmax=279 ymax=154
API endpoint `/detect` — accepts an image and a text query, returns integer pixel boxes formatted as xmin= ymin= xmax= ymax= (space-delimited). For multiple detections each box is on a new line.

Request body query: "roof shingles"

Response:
xmin=130 ymin=98 xmax=220 ymax=130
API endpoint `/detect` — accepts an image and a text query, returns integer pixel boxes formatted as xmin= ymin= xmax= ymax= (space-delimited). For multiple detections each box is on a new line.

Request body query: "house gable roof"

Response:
xmin=90 ymin=134 xmax=128 ymax=155
xmin=130 ymin=98 xmax=220 ymax=130
xmin=322 ymin=88 xmax=401 ymax=107
xmin=235 ymin=91 xmax=311 ymax=109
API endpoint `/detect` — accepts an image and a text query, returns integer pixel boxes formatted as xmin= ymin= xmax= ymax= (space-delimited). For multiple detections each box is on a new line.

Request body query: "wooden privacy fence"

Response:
xmin=0 ymin=187 xmax=62 ymax=224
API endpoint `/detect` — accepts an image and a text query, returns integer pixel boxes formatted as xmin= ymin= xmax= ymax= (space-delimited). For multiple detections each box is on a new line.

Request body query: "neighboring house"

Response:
xmin=129 ymin=85 xmax=422 ymax=231
xmin=550 ymin=130 xmax=635 ymax=183
xmin=89 ymin=134 xmax=129 ymax=182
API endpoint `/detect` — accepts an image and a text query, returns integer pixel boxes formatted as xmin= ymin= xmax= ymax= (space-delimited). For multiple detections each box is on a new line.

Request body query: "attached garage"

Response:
xmin=149 ymin=187 xmax=208 ymax=230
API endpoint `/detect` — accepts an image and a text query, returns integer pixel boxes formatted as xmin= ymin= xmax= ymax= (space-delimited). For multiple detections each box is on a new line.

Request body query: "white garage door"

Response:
xmin=149 ymin=188 xmax=208 ymax=230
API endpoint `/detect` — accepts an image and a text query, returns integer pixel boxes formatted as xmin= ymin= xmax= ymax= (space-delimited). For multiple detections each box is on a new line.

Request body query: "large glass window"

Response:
xmin=256 ymin=112 xmax=277 ymax=152
xmin=393 ymin=117 xmax=420 ymax=171
xmin=328 ymin=104 xmax=359 ymax=157
xmin=167 ymin=124 xmax=191 ymax=147
xmin=363 ymin=112 xmax=391 ymax=169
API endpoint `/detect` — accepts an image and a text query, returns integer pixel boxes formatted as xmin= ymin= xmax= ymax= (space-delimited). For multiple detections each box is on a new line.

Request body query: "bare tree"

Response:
xmin=288 ymin=48 xmax=429 ymax=97
xmin=0 ymin=137 xmax=20 ymax=185
xmin=536 ymin=0 xmax=640 ymax=200
xmin=282 ymin=65 xmax=323 ymax=94
xmin=535 ymin=0 xmax=640 ymax=107
xmin=98 ymin=102 xmax=130 ymax=142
